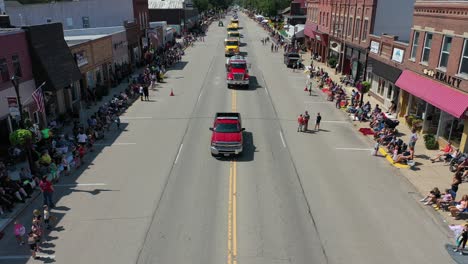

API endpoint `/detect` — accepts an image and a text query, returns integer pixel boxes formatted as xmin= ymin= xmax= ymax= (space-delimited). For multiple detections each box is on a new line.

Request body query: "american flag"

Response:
xmin=32 ymin=82 xmax=46 ymax=113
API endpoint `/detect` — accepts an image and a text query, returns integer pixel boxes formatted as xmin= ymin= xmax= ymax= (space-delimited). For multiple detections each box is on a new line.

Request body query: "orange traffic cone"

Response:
xmin=170 ymin=89 xmax=174 ymax=96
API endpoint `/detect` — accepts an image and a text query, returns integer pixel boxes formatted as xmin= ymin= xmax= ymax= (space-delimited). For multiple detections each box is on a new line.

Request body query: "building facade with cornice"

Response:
xmin=396 ymin=0 xmax=468 ymax=151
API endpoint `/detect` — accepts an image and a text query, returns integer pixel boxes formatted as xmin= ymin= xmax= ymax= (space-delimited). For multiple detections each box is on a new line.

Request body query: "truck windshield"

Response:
xmin=231 ymin=63 xmax=246 ymax=69
xmin=230 ymin=33 xmax=240 ymax=37
xmin=225 ymin=41 xmax=239 ymax=46
xmin=215 ymin=123 xmax=239 ymax=132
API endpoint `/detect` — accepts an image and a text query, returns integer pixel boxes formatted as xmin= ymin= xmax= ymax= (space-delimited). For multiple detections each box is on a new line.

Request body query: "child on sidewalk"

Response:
xmin=14 ymin=220 xmax=26 ymax=245
xmin=43 ymin=205 xmax=51 ymax=230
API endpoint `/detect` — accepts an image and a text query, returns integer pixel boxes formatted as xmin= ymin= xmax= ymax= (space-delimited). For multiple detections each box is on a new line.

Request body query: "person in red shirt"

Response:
xmin=297 ymin=114 xmax=304 ymax=132
xmin=39 ymin=176 xmax=54 ymax=208
xmin=430 ymin=142 xmax=454 ymax=163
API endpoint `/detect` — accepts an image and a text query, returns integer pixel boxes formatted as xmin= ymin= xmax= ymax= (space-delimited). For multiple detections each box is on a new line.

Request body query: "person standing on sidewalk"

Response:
xmin=315 ymin=112 xmax=322 ymax=131
xmin=297 ymin=114 xmax=304 ymax=132
xmin=14 ymin=220 xmax=26 ymax=245
xmin=143 ymin=85 xmax=149 ymax=101
xmin=39 ymin=176 xmax=55 ymax=208
xmin=454 ymin=224 xmax=468 ymax=255
xmin=408 ymin=128 xmax=418 ymax=150
xmin=27 ymin=231 xmax=39 ymax=260
xmin=303 ymin=111 xmax=310 ymax=131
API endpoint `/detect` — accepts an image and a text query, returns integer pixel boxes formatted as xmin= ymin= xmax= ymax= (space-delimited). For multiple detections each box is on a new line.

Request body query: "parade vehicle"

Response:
xmin=225 ymin=55 xmax=250 ymax=88
xmin=224 ymin=38 xmax=240 ymax=56
xmin=231 ymin=18 xmax=239 ymax=27
xmin=210 ymin=112 xmax=244 ymax=157
xmin=227 ymin=31 xmax=241 ymax=41
xmin=283 ymin=52 xmax=301 ymax=68
xmin=227 ymin=22 xmax=239 ymax=32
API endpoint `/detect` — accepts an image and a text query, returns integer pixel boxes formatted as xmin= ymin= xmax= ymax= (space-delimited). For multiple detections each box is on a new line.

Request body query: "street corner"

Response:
xmin=378 ymin=147 xmax=410 ymax=169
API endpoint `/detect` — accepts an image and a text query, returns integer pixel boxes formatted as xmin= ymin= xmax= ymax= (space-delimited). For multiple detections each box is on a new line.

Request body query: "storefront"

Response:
xmin=312 ymin=31 xmax=328 ymax=63
xmin=367 ymin=58 xmax=402 ymax=111
xmin=125 ymin=21 xmax=142 ymax=68
xmin=23 ymin=23 xmax=81 ymax=120
xmin=343 ymin=44 xmax=368 ymax=82
xmin=66 ymin=34 xmax=112 ymax=104
xmin=396 ymin=70 xmax=468 ymax=151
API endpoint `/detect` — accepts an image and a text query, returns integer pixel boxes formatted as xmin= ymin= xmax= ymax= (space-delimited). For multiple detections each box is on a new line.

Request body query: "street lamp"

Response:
xmin=10 ymin=75 xmax=24 ymax=128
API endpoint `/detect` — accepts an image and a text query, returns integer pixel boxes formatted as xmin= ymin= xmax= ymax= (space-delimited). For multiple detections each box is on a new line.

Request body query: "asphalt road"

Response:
xmin=0 ymin=13 xmax=457 ymax=264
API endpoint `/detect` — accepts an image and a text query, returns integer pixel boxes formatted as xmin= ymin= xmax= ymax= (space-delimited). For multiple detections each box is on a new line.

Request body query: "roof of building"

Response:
xmin=148 ymin=0 xmax=184 ymax=9
xmin=64 ymin=34 xmax=109 ymax=47
xmin=64 ymin=26 xmax=125 ymax=37
xmin=23 ymin=23 xmax=81 ymax=91
xmin=0 ymin=27 xmax=23 ymax=35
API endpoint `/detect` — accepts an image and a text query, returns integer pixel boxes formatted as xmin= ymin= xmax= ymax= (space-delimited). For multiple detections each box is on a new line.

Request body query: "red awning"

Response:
xmin=395 ymin=70 xmax=468 ymax=118
xmin=304 ymin=23 xmax=316 ymax=39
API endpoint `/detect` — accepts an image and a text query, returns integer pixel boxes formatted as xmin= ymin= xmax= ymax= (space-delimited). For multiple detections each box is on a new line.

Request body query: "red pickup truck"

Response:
xmin=209 ymin=112 xmax=244 ymax=157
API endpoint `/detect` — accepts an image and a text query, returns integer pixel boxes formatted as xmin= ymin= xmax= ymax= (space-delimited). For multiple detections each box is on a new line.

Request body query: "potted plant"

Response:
xmin=328 ymin=56 xmax=338 ymax=68
xmin=423 ymin=134 xmax=439 ymax=150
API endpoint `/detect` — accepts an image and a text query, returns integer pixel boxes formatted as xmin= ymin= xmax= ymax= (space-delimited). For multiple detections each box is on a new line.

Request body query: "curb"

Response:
xmin=0 ymin=190 xmax=41 ymax=233
xmin=378 ymin=147 xmax=410 ymax=169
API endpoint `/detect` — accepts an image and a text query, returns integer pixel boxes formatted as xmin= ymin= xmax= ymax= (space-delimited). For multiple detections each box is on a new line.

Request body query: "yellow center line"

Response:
xmin=228 ymin=89 xmax=238 ymax=264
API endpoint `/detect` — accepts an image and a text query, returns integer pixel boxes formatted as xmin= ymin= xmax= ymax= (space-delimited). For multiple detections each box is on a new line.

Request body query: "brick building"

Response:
xmin=0 ymin=28 xmax=38 ymax=149
xmin=395 ymin=0 xmax=468 ymax=151
xmin=148 ymin=0 xmax=199 ymax=33
xmin=366 ymin=34 xmax=407 ymax=111
xmin=304 ymin=0 xmax=330 ymax=63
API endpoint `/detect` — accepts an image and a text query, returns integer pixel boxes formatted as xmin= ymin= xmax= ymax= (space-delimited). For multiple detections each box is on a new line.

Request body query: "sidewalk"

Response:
xmin=0 ymin=69 xmax=143 ymax=233
xmin=300 ymin=52 xmax=468 ymax=225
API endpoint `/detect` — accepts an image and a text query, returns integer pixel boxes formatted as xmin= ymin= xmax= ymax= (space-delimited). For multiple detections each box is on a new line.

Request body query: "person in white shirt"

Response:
xmin=76 ymin=131 xmax=88 ymax=146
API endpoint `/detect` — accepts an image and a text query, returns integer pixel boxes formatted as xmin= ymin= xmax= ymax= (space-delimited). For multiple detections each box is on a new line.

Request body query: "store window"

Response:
xmin=0 ymin=58 xmax=9 ymax=82
xmin=326 ymin=13 xmax=329 ymax=27
xmin=410 ymin=31 xmax=420 ymax=60
xmin=459 ymin=39 xmax=468 ymax=76
xmin=386 ymin=83 xmax=394 ymax=100
xmin=361 ymin=20 xmax=368 ymax=41
xmin=12 ymin=55 xmax=22 ymax=77
xmin=439 ymin=112 xmax=464 ymax=147
xmin=408 ymin=96 xmax=426 ymax=118
xmin=421 ymin=32 xmax=433 ymax=63
xmin=377 ymin=78 xmax=385 ymax=96
xmin=347 ymin=17 xmax=353 ymax=37
xmin=438 ymin=36 xmax=452 ymax=69
xmin=354 ymin=18 xmax=361 ymax=39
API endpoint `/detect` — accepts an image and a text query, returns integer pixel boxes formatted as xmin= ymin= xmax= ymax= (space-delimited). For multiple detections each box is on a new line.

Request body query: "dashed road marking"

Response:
xmin=94 ymin=142 xmax=136 ymax=146
xmin=55 ymin=183 xmax=107 ymax=187
xmin=280 ymin=131 xmax=286 ymax=148
xmin=120 ymin=116 xmax=153 ymax=120
xmin=335 ymin=147 xmax=373 ymax=151
xmin=174 ymin=144 xmax=183 ymax=164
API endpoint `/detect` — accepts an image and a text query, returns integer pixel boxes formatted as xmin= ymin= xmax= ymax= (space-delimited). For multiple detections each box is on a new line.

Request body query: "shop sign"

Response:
xmin=315 ymin=34 xmax=321 ymax=42
xmin=75 ymin=51 xmax=88 ymax=67
xmin=7 ymin=97 xmax=20 ymax=117
xmin=370 ymin=41 xmax=380 ymax=54
xmin=423 ymin=69 xmax=463 ymax=89
xmin=391 ymin=48 xmax=404 ymax=63
xmin=330 ymin=41 xmax=340 ymax=53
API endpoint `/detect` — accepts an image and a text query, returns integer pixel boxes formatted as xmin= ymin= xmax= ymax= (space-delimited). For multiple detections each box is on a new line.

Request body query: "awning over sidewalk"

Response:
xmin=395 ymin=70 xmax=468 ymax=118
xmin=368 ymin=58 xmax=402 ymax=83
xmin=304 ymin=23 xmax=316 ymax=39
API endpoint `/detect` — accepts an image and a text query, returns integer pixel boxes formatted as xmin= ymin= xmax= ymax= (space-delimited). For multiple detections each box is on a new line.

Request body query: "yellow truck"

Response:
xmin=224 ymin=38 xmax=240 ymax=57
xmin=227 ymin=31 xmax=241 ymax=41
xmin=231 ymin=18 xmax=239 ymax=27
xmin=227 ymin=23 xmax=238 ymax=32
